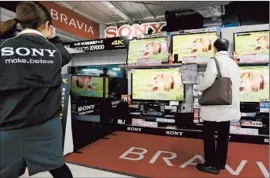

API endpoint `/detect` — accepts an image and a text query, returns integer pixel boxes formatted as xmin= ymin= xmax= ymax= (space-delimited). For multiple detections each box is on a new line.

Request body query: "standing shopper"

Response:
xmin=196 ymin=39 xmax=241 ymax=174
xmin=0 ymin=2 xmax=73 ymax=178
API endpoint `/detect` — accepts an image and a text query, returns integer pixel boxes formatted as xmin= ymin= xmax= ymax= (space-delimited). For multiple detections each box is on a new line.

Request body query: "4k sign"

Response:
xmin=105 ymin=22 xmax=166 ymax=39
xmin=112 ymin=40 xmax=124 ymax=46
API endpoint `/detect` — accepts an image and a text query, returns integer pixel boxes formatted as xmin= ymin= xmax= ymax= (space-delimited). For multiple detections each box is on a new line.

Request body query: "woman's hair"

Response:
xmin=0 ymin=2 xmax=52 ymax=39
xmin=213 ymin=38 xmax=230 ymax=52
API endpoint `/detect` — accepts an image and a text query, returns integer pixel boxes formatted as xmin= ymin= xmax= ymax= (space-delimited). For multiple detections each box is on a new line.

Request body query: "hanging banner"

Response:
xmin=105 ymin=22 xmax=166 ymax=39
xmin=64 ymin=37 xmax=128 ymax=54
xmin=60 ymin=74 xmax=71 ymax=142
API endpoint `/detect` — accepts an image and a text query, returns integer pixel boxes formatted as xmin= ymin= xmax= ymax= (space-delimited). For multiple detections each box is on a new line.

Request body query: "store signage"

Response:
xmin=181 ymin=64 xmax=198 ymax=84
xmin=230 ymin=125 xmax=259 ymax=136
xmin=241 ymin=120 xmax=263 ymax=127
xmin=78 ymin=105 xmax=95 ymax=112
xmin=264 ymin=138 xmax=269 ymax=143
xmin=112 ymin=100 xmax=121 ymax=108
xmin=77 ymin=104 xmax=95 ymax=115
xmin=40 ymin=2 xmax=99 ymax=39
xmin=127 ymin=126 xmax=142 ymax=132
xmin=165 ymin=131 xmax=183 ymax=136
xmin=64 ymin=37 xmax=128 ymax=53
xmin=105 ymin=22 xmax=166 ymax=39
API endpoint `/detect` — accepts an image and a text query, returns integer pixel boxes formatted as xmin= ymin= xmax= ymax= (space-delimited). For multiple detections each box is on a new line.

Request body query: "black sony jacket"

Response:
xmin=0 ymin=30 xmax=71 ymax=130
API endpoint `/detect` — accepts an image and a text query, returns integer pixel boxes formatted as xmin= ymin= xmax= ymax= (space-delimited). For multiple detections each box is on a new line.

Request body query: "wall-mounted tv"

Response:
xmin=234 ymin=31 xmax=269 ymax=63
xmin=127 ymin=37 xmax=169 ymax=65
xmin=71 ymin=76 xmax=104 ymax=98
xmin=132 ymin=68 xmax=184 ymax=101
xmin=172 ymin=32 xmax=218 ymax=63
xmin=240 ymin=65 xmax=269 ymax=102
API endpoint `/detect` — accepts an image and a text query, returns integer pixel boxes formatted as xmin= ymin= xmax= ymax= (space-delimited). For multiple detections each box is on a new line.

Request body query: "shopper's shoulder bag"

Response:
xmin=198 ymin=57 xmax=232 ymax=106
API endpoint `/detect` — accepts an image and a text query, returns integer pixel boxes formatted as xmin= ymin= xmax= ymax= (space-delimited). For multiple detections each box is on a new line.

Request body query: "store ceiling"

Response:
xmin=58 ymin=1 xmax=230 ymax=25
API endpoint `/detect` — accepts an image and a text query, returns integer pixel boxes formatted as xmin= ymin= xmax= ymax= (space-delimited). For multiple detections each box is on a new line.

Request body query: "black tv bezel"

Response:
xmin=171 ymin=31 xmax=218 ymax=62
xmin=71 ymin=75 xmax=106 ymax=99
xmin=239 ymin=64 xmax=269 ymax=103
xmin=126 ymin=36 xmax=170 ymax=65
xmin=233 ymin=30 xmax=269 ymax=58
xmin=130 ymin=68 xmax=185 ymax=102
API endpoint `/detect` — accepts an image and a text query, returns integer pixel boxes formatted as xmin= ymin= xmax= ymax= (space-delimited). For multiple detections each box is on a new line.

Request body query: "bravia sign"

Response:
xmin=119 ymin=147 xmax=269 ymax=177
xmin=40 ymin=2 xmax=99 ymax=39
xmin=105 ymin=22 xmax=166 ymax=39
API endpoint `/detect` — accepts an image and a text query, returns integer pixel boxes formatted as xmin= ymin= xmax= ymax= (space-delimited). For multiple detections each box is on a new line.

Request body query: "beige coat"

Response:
xmin=198 ymin=51 xmax=241 ymax=122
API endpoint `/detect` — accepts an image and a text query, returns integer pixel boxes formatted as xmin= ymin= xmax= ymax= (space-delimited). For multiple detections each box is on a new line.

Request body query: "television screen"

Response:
xmin=132 ymin=68 xmax=184 ymax=101
xmin=108 ymin=78 xmax=127 ymax=99
xmin=240 ymin=65 xmax=269 ymax=102
xmin=172 ymin=32 xmax=218 ymax=63
xmin=128 ymin=37 xmax=169 ymax=65
xmin=71 ymin=76 xmax=104 ymax=98
xmin=235 ymin=31 xmax=269 ymax=63
xmin=73 ymin=64 xmax=125 ymax=78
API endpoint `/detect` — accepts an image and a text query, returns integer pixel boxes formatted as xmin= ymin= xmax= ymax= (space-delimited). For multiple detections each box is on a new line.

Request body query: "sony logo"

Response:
xmin=105 ymin=22 xmax=166 ymax=39
xmin=166 ymin=131 xmax=183 ymax=136
xmin=78 ymin=105 xmax=95 ymax=112
xmin=1 ymin=47 xmax=56 ymax=57
xmin=127 ymin=127 xmax=142 ymax=132
xmin=112 ymin=100 xmax=121 ymax=106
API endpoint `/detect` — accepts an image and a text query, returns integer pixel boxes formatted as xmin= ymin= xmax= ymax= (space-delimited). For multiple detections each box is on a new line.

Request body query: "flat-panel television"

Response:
xmin=132 ymin=68 xmax=184 ymax=101
xmin=235 ymin=31 xmax=269 ymax=63
xmin=128 ymin=37 xmax=169 ymax=65
xmin=240 ymin=65 xmax=269 ymax=102
xmin=172 ymin=32 xmax=218 ymax=63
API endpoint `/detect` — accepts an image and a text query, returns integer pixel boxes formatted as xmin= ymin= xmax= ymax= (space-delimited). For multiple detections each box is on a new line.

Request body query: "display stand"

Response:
xmin=66 ymin=26 xmax=269 ymax=147
xmin=117 ymin=26 xmax=269 ymax=145
xmin=118 ymin=62 xmax=269 ymax=145
xmin=64 ymin=37 xmax=129 ymax=151
xmin=70 ymin=76 xmax=128 ymax=151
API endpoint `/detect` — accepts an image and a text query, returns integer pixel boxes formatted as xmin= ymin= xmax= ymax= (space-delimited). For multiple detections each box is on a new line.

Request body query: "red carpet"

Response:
xmin=66 ymin=131 xmax=269 ymax=177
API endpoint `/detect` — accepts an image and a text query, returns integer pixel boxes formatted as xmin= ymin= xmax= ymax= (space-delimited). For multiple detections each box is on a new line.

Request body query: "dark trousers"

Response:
xmin=203 ymin=121 xmax=230 ymax=168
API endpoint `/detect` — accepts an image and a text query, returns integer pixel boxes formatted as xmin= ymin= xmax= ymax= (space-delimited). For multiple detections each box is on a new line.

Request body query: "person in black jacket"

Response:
xmin=0 ymin=2 xmax=73 ymax=178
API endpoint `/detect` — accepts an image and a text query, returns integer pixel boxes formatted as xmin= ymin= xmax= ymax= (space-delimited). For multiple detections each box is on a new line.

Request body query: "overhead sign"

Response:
xmin=105 ymin=22 xmax=166 ymax=39
xmin=64 ymin=37 xmax=128 ymax=53
xmin=40 ymin=2 xmax=100 ymax=39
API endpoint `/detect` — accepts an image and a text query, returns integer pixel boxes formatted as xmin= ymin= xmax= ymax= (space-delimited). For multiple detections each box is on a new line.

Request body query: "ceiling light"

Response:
xmin=108 ymin=4 xmax=115 ymax=8
xmin=195 ymin=5 xmax=224 ymax=18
